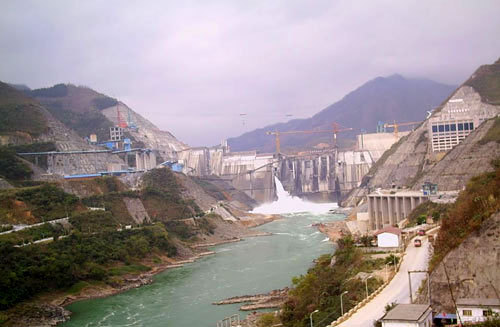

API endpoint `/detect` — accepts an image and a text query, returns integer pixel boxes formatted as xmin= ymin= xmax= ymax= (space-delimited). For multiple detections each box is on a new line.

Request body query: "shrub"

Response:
xmin=0 ymin=148 xmax=33 ymax=181
xmin=431 ymin=165 xmax=500 ymax=270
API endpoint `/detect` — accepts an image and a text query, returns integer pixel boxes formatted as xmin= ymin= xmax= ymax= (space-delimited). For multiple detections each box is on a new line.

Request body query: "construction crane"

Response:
xmin=116 ymin=105 xmax=128 ymax=128
xmin=383 ymin=121 xmax=421 ymax=137
xmin=266 ymin=122 xmax=353 ymax=154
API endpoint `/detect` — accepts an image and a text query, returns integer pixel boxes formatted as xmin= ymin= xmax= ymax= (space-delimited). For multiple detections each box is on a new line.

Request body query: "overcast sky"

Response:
xmin=1 ymin=1 xmax=499 ymax=146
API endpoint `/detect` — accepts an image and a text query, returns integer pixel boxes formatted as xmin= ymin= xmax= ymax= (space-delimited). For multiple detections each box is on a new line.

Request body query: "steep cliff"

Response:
xmin=101 ymin=102 xmax=188 ymax=155
xmin=344 ymin=59 xmax=500 ymax=206
xmin=424 ymin=212 xmax=500 ymax=312
xmin=0 ymin=82 xmax=124 ymax=175
xmin=29 ymin=83 xmax=188 ymax=155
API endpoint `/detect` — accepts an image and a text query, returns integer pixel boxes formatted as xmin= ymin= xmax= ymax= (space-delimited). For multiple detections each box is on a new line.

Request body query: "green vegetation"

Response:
xmin=5 ymin=142 xmax=57 ymax=169
xmin=480 ymin=116 xmax=500 ymax=145
xmin=0 ymin=183 xmax=80 ymax=224
xmin=0 ymin=223 xmax=176 ymax=310
xmin=15 ymin=184 xmax=79 ymax=220
xmin=92 ymin=96 xmax=118 ymax=110
xmin=41 ymin=101 xmax=114 ymax=143
xmin=69 ymin=211 xmax=118 ymax=233
xmin=0 ymin=225 xmax=12 ymax=233
xmin=141 ymin=168 xmax=203 ymax=221
xmin=108 ymin=263 xmax=151 ymax=276
xmin=280 ymin=236 xmax=383 ymax=327
xmin=82 ymin=191 xmax=138 ymax=225
xmin=0 ymin=222 xmax=65 ymax=245
xmin=193 ymin=177 xmax=228 ymax=201
xmin=406 ymin=201 xmax=450 ymax=227
xmin=0 ymin=83 xmax=47 ymax=138
xmin=384 ymin=254 xmax=399 ymax=266
xmin=257 ymin=313 xmax=281 ymax=327
xmin=430 ymin=162 xmax=500 ymax=270
xmin=465 ymin=58 xmax=500 ymax=105
xmin=0 ymin=148 xmax=32 ymax=182
xmin=29 ymin=84 xmax=68 ymax=98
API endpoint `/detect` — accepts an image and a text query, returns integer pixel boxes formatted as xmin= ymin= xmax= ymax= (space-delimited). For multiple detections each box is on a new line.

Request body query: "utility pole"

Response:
xmin=310 ymin=309 xmax=319 ymax=327
xmin=340 ymin=291 xmax=348 ymax=315
xmin=408 ymin=270 xmax=431 ymax=304
xmin=365 ymin=276 xmax=373 ymax=298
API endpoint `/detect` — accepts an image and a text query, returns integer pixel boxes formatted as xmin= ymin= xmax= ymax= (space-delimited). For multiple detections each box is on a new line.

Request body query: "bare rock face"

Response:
xmin=34 ymin=105 xmax=125 ymax=176
xmin=412 ymin=118 xmax=500 ymax=191
xmin=343 ymin=84 xmax=500 ymax=207
xmin=101 ymin=102 xmax=188 ymax=156
xmin=123 ymin=197 xmax=151 ymax=224
xmin=0 ymin=177 xmax=13 ymax=189
xmin=424 ymin=212 xmax=500 ymax=312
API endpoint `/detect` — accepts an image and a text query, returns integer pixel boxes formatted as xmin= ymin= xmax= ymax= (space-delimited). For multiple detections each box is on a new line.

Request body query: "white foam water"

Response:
xmin=251 ymin=176 xmax=337 ymax=215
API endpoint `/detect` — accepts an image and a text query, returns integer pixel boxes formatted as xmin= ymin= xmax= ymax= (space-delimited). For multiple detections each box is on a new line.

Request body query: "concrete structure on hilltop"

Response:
xmin=429 ymin=86 xmax=498 ymax=152
xmin=357 ymin=131 xmax=410 ymax=162
xmin=456 ymin=298 xmax=500 ymax=324
xmin=368 ymin=190 xmax=429 ymax=230
xmin=381 ymin=304 xmax=432 ymax=327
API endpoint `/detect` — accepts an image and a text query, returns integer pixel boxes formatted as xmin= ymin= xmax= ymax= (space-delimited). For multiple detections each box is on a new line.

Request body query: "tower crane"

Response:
xmin=383 ymin=121 xmax=421 ymax=137
xmin=266 ymin=122 xmax=353 ymax=154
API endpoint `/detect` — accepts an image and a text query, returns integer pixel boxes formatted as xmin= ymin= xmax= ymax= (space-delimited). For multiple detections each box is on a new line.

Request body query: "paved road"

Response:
xmin=0 ymin=217 xmax=69 ymax=235
xmin=337 ymin=236 xmax=430 ymax=327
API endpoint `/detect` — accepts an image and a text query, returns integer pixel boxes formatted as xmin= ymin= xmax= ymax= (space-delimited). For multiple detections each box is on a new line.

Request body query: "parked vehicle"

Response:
xmin=414 ymin=239 xmax=422 ymax=247
xmin=418 ymin=229 xmax=426 ymax=236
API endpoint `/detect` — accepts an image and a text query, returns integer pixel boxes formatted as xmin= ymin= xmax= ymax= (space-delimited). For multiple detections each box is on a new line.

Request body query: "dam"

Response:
xmin=176 ymin=142 xmax=374 ymax=203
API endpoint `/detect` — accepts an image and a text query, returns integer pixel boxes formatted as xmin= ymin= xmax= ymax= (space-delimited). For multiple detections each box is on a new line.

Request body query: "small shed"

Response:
xmin=381 ymin=304 xmax=432 ymax=327
xmin=456 ymin=298 xmax=500 ymax=323
xmin=374 ymin=226 xmax=401 ymax=248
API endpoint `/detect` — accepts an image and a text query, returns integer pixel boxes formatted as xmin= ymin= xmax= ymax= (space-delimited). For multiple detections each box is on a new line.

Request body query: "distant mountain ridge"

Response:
xmin=228 ymin=74 xmax=456 ymax=152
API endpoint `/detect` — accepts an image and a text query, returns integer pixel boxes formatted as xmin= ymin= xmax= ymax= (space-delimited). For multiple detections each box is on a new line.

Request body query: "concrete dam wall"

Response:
xmin=278 ymin=150 xmax=373 ymax=202
xmin=178 ymin=146 xmax=374 ymax=204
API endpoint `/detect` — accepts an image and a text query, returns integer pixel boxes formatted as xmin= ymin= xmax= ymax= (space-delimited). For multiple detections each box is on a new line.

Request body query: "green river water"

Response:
xmin=62 ymin=212 xmax=343 ymax=327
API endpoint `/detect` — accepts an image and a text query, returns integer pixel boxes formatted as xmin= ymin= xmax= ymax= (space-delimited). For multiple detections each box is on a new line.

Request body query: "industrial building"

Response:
xmin=368 ymin=190 xmax=429 ymax=230
xmin=380 ymin=304 xmax=432 ymax=327
xmin=428 ymin=86 xmax=498 ymax=152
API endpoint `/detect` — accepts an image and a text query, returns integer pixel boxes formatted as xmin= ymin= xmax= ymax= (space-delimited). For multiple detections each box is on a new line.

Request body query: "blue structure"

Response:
xmin=160 ymin=161 xmax=184 ymax=172
xmin=123 ymin=138 xmax=132 ymax=151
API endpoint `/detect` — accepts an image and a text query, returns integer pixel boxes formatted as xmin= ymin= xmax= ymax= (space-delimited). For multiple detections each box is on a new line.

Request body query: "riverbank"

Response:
xmin=0 ymin=213 xmax=281 ymax=327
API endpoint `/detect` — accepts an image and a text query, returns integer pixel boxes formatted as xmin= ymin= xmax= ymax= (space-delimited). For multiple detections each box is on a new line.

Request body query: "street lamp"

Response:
xmin=340 ymin=291 xmax=348 ymax=316
xmin=365 ymin=276 xmax=373 ymax=298
xmin=310 ymin=309 xmax=319 ymax=327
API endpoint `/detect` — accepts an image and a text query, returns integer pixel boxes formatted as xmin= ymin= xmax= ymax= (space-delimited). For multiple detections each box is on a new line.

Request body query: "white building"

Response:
xmin=456 ymin=298 xmax=500 ymax=324
xmin=381 ymin=304 xmax=432 ymax=327
xmin=374 ymin=226 xmax=401 ymax=248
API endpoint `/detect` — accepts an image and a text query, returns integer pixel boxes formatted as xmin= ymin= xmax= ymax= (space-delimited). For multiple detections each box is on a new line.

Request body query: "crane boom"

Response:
xmin=266 ymin=122 xmax=354 ymax=154
xmin=383 ymin=121 xmax=421 ymax=137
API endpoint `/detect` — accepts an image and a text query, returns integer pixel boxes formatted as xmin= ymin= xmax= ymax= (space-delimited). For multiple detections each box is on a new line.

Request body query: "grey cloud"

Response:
xmin=1 ymin=0 xmax=499 ymax=146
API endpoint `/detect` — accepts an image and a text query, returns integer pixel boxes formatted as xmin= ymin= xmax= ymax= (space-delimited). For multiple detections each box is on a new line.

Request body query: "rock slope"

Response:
xmin=344 ymin=60 xmax=500 ymax=206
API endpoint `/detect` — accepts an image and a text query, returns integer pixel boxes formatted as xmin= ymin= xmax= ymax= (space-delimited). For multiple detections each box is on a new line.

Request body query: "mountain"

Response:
xmin=228 ymin=75 xmax=456 ymax=152
xmin=28 ymin=84 xmax=188 ymax=154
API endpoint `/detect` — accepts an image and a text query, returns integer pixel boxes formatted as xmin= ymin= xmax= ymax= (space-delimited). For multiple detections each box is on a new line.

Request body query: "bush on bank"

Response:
xmin=0 ymin=224 xmax=176 ymax=310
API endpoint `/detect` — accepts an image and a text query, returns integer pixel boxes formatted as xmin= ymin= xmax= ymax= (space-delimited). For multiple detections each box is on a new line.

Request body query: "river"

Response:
xmin=62 ymin=179 xmax=343 ymax=327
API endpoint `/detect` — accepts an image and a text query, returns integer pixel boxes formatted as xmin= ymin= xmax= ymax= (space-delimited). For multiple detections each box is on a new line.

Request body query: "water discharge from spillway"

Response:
xmin=251 ymin=176 xmax=337 ymax=215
